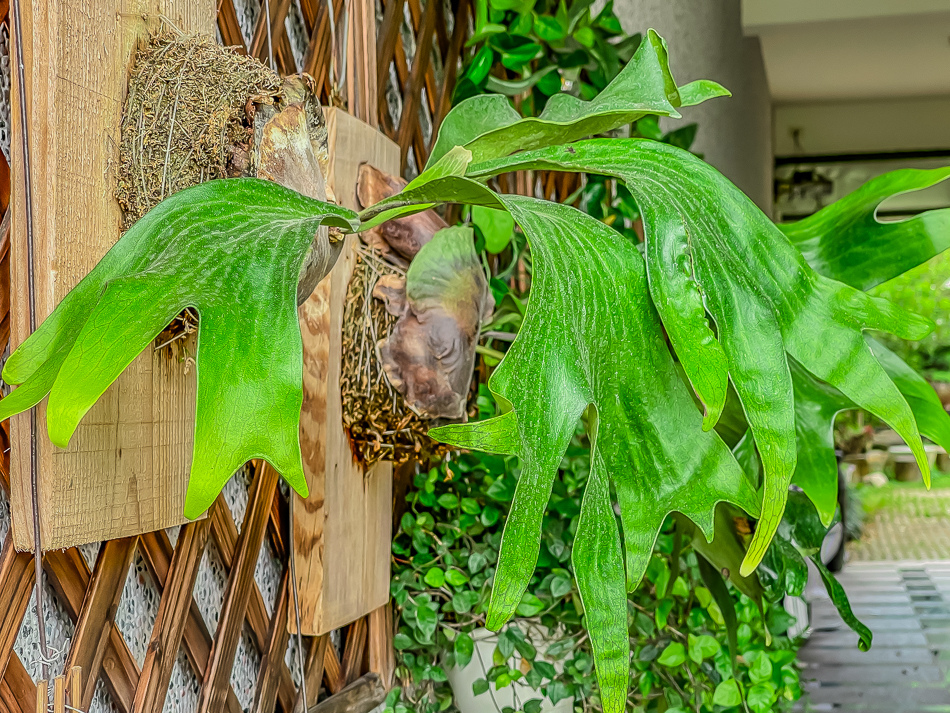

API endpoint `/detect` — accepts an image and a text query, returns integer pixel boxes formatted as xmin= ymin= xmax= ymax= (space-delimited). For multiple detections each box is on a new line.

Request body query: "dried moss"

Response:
xmin=115 ymin=31 xmax=281 ymax=225
xmin=341 ymin=246 xmax=476 ymax=465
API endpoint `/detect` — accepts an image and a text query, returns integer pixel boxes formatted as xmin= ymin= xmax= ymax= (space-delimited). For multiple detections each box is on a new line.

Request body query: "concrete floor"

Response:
xmin=799 ymin=561 xmax=950 ymax=712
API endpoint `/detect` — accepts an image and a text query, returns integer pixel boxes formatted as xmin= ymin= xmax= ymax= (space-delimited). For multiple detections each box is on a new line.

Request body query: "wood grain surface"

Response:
xmin=293 ymin=108 xmax=396 ymax=635
xmin=9 ymin=0 xmax=214 ymax=551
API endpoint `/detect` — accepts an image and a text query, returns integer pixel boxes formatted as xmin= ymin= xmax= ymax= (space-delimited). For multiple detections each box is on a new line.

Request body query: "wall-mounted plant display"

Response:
xmin=4 ymin=28 xmax=949 ymax=712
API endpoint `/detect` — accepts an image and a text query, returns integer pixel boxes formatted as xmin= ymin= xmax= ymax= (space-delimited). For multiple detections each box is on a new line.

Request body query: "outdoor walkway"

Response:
xmin=798 ymin=561 xmax=950 ymax=712
xmin=798 ymin=483 xmax=950 ymax=711
xmin=849 ymin=489 xmax=950 ymax=562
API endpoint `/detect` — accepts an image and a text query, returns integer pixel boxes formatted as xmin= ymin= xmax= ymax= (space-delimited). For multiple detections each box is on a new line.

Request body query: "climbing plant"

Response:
xmin=3 ymin=30 xmax=949 ymax=711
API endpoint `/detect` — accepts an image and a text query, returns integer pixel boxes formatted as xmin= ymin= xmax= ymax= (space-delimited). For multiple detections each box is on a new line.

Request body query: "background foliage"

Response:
xmin=871 ymin=251 xmax=950 ymax=381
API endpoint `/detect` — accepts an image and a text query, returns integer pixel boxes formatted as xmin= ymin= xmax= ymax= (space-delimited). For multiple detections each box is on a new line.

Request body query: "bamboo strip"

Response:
xmin=250 ymin=569 xmax=291 ymax=713
xmin=63 ymin=537 xmax=137 ymax=711
xmin=133 ymin=521 xmax=210 ymax=713
xmin=197 ymin=463 xmax=278 ymax=713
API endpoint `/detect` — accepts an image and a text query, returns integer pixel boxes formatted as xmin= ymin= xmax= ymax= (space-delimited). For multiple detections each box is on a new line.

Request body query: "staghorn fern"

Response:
xmin=3 ymin=30 xmax=949 ymax=710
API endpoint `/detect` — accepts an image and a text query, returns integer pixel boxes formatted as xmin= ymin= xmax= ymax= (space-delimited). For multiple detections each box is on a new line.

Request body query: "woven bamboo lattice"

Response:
xmin=0 ymin=0 xmax=473 ymax=709
xmin=215 ymin=0 xmax=472 ymax=176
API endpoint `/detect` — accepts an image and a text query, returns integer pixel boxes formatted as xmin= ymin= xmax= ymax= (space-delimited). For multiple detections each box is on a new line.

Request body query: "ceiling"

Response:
xmin=743 ymin=0 xmax=950 ymax=102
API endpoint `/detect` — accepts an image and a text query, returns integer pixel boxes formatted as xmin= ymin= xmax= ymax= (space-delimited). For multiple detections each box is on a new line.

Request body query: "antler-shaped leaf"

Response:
xmin=1 ymin=178 xmax=358 ymax=517
xmin=425 ymin=28 xmax=729 ymax=167
xmin=466 ymin=140 xmax=934 ymax=574
xmin=425 ymin=194 xmax=759 ymax=713
xmin=780 ymin=166 xmax=950 ymax=290
xmin=789 ymin=339 xmax=950 ymax=525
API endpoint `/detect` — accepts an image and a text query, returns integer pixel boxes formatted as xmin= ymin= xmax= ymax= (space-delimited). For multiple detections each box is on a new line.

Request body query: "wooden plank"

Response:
xmin=250 ymin=569 xmax=290 ymax=713
xmin=67 ymin=667 xmax=80 ymax=711
xmin=375 ymin=0 xmax=407 ymax=122
xmin=208 ymin=495 xmax=297 ymax=712
xmin=309 ymin=673 xmax=385 ymax=713
xmin=52 ymin=677 xmax=64 ymax=713
xmin=217 ymin=0 xmax=248 ymax=52
xmin=63 ymin=537 xmax=137 ymax=712
xmin=9 ymin=0 xmax=215 ymax=553
xmin=396 ymin=0 xmax=436 ymax=169
xmin=346 ymin=0 xmax=379 ymax=125
xmin=0 ymin=536 xmax=34 ymax=677
xmin=43 ymin=548 xmax=137 ymax=713
xmin=0 ymin=655 xmax=33 ymax=713
xmin=197 ymin=463 xmax=278 ymax=713
xmin=292 ymin=635 xmax=328 ymax=713
xmin=32 ymin=682 xmax=43 ymax=713
xmin=293 ymin=108 xmax=395 ymax=636
xmin=322 ymin=644 xmax=344 ymax=696
xmin=132 ymin=520 xmax=210 ymax=713
xmin=249 ymin=0 xmax=292 ymax=62
xmin=340 ymin=618 xmax=367 ymax=687
xmin=367 ymin=604 xmax=394 ymax=690
xmin=137 ymin=529 xmax=244 ymax=713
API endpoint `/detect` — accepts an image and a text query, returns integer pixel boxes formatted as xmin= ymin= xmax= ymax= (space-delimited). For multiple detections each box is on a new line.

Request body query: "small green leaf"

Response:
xmin=464 ymin=45 xmax=496 ymax=85
xmin=472 ymin=678 xmax=490 ymax=696
xmin=415 ymin=605 xmax=438 ymax=641
xmin=453 ymin=590 xmax=481 ymax=614
xmin=473 ymin=205 xmax=516 ymax=253
xmin=516 ymin=593 xmax=545 ymax=617
xmin=468 ymin=551 xmax=488 ymax=574
xmin=747 ymin=683 xmax=776 ymax=713
xmin=544 ymin=680 xmax=571 ymax=704
xmin=481 ymin=506 xmax=502 ymax=526
xmin=455 ymin=632 xmax=475 ymax=668
xmin=687 ymin=634 xmax=719 ymax=664
xmin=655 ymin=598 xmax=674 ymax=630
xmin=393 ymin=632 xmax=414 ymax=650
xmin=657 ymin=642 xmax=686 ymax=668
xmin=713 ymin=679 xmax=742 ymax=707
xmin=549 ymin=574 xmax=573 ymax=598
xmin=437 ymin=493 xmax=460 ymax=509
xmin=445 ymin=569 xmax=470 ymax=587
xmin=534 ymin=15 xmax=566 ymax=42
xmin=574 ymin=26 xmax=596 ymax=47
xmin=424 ymin=568 xmax=446 ymax=588
xmin=749 ymin=653 xmax=772 ymax=684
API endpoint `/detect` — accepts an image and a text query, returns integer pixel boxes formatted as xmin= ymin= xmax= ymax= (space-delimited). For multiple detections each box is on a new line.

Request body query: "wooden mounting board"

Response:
xmin=9 ymin=1 xmax=215 ymax=551
xmin=293 ymin=108 xmax=396 ymax=635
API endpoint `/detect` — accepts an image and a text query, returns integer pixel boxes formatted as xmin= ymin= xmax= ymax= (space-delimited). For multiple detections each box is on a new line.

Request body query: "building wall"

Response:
xmin=774 ymin=96 xmax=950 ymax=157
xmin=612 ymin=0 xmax=774 ymax=214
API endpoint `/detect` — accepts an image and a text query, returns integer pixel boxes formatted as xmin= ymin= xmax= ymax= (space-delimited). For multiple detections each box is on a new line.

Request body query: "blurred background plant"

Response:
xmin=870 ymin=251 xmax=950 ymax=385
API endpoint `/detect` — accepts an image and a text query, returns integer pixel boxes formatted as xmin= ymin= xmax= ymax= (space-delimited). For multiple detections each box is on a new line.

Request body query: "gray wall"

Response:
xmin=613 ymin=0 xmax=774 ymax=213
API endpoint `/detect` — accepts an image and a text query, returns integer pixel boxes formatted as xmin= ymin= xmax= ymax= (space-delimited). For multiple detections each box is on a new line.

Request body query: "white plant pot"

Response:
xmin=446 ymin=627 xmax=574 ymax=713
